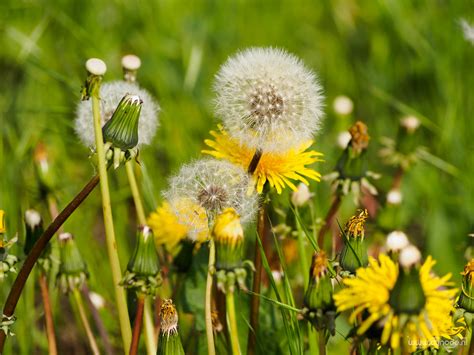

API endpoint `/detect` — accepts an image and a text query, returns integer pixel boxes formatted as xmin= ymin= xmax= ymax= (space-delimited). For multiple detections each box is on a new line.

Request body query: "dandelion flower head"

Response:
xmin=75 ymin=81 xmax=160 ymax=148
xmin=214 ymin=47 xmax=324 ymax=153
xmin=334 ymin=254 xmax=459 ymax=352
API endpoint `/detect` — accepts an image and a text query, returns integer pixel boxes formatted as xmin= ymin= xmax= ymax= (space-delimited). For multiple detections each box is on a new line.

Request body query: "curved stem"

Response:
xmin=0 ymin=173 xmax=100 ymax=352
xmin=226 ymin=290 xmax=241 ymax=355
xmin=130 ymin=295 xmax=145 ymax=355
xmin=205 ymin=239 xmax=216 ymax=355
xmin=39 ymin=273 xmax=57 ymax=355
xmin=91 ymin=89 xmax=131 ymax=352
xmin=73 ymin=289 xmax=100 ymax=355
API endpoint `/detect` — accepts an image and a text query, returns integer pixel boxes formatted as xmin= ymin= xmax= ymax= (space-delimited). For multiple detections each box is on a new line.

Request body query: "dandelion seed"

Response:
xmin=214 ymin=47 xmax=324 ymax=153
xmin=163 ymin=158 xmax=257 ymax=240
xmin=75 ymin=81 xmax=160 ymax=148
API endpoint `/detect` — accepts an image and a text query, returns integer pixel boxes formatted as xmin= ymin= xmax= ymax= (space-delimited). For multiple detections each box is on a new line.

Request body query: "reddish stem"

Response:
xmin=39 ymin=273 xmax=58 ymax=355
xmin=129 ymin=295 xmax=145 ymax=355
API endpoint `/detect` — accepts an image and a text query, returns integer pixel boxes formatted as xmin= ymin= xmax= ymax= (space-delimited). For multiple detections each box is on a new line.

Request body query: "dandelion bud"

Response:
xmin=458 ymin=260 xmax=474 ymax=313
xmin=213 ymin=208 xmax=244 ymax=271
xmin=386 ymin=231 xmax=409 ymax=252
xmin=389 ymin=257 xmax=425 ymax=315
xmin=291 ymin=183 xmax=313 ymax=207
xmin=386 ymin=188 xmax=402 ymax=205
xmin=333 ymin=95 xmax=354 ymax=116
xmin=24 ymin=209 xmax=43 ymax=255
xmin=339 ymin=209 xmax=369 ymax=273
xmin=121 ymin=225 xmax=162 ymax=295
xmin=122 ymin=54 xmax=141 ymax=83
xmin=56 ymin=233 xmax=88 ymax=293
xmin=157 ymin=299 xmax=185 ymax=355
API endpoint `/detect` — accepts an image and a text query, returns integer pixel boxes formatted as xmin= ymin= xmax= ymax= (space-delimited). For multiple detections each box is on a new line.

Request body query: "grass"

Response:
xmin=1 ymin=0 xmax=473 ymax=353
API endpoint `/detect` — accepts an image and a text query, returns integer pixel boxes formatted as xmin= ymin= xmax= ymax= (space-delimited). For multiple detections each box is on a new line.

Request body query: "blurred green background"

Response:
xmin=1 ymin=0 xmax=473 ymax=353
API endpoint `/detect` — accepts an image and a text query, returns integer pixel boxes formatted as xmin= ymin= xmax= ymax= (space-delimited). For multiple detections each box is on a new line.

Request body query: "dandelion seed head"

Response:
xmin=164 ymin=159 xmax=257 ymax=240
xmin=121 ymin=54 xmax=141 ymax=71
xmin=24 ymin=209 xmax=41 ymax=228
xmin=336 ymin=131 xmax=352 ymax=149
xmin=214 ymin=47 xmax=324 ymax=153
xmin=399 ymin=245 xmax=421 ymax=267
xmin=385 ymin=231 xmax=409 ymax=252
xmin=333 ymin=95 xmax=353 ymax=115
xmin=75 ymin=81 xmax=160 ymax=148
xmin=85 ymin=58 xmax=107 ymax=76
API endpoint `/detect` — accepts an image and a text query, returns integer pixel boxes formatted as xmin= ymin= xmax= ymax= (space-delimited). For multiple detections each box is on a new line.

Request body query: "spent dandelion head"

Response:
xmin=56 ymin=233 xmax=88 ymax=293
xmin=75 ymin=80 xmax=160 ymax=148
xmin=214 ymin=47 xmax=324 ymax=153
xmin=163 ymin=158 xmax=257 ymax=238
xmin=458 ymin=259 xmax=474 ymax=313
xmin=203 ymin=126 xmax=323 ymax=194
xmin=339 ymin=209 xmax=369 ymax=273
xmin=334 ymin=254 xmax=459 ymax=352
xmin=158 ymin=299 xmax=185 ymax=355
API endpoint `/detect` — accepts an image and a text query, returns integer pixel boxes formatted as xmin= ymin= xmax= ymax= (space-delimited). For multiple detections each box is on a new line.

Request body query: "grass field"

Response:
xmin=1 ymin=1 xmax=474 ymax=354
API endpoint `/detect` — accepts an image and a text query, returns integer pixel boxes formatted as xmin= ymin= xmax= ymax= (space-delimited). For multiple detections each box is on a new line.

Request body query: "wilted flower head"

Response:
xmin=164 ymin=159 xmax=257 ymax=239
xmin=214 ymin=47 xmax=324 ymax=153
xmin=75 ymin=81 xmax=160 ymax=148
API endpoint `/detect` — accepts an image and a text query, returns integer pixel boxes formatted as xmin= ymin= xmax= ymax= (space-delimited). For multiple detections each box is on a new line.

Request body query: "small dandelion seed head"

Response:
xmin=75 ymin=81 xmax=160 ymax=148
xmin=24 ymin=209 xmax=41 ymax=228
xmin=88 ymin=291 xmax=106 ymax=310
xmin=121 ymin=54 xmax=141 ymax=71
xmin=214 ymin=47 xmax=324 ymax=153
xmin=85 ymin=58 xmax=107 ymax=76
xmin=386 ymin=231 xmax=409 ymax=252
xmin=399 ymin=245 xmax=421 ymax=268
xmin=333 ymin=95 xmax=354 ymax=115
xmin=163 ymin=158 xmax=257 ymax=239
xmin=400 ymin=115 xmax=421 ymax=133
xmin=291 ymin=183 xmax=313 ymax=207
xmin=336 ymin=131 xmax=352 ymax=149
xmin=386 ymin=188 xmax=403 ymax=205
xmin=58 ymin=232 xmax=73 ymax=242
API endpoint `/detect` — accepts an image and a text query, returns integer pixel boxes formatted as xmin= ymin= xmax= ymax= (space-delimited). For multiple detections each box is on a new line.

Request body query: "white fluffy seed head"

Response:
xmin=399 ymin=245 xmax=421 ymax=268
xmin=59 ymin=232 xmax=73 ymax=241
xmin=460 ymin=19 xmax=474 ymax=44
xmin=163 ymin=158 xmax=258 ymax=240
xmin=336 ymin=131 xmax=352 ymax=149
xmin=291 ymin=183 xmax=313 ymax=207
xmin=214 ymin=47 xmax=324 ymax=153
xmin=85 ymin=58 xmax=107 ymax=76
xmin=333 ymin=95 xmax=353 ymax=115
xmin=75 ymin=81 xmax=160 ymax=148
xmin=121 ymin=54 xmax=141 ymax=71
xmin=400 ymin=115 xmax=421 ymax=133
xmin=387 ymin=188 xmax=403 ymax=205
xmin=25 ymin=209 xmax=41 ymax=228
xmin=386 ymin=231 xmax=409 ymax=252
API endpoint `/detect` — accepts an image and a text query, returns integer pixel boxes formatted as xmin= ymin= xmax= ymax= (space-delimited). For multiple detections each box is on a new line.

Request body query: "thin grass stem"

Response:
xmin=73 ymin=288 xmax=100 ymax=355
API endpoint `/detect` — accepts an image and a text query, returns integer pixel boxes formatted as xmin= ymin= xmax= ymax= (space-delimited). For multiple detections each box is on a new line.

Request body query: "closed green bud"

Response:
xmin=56 ymin=233 xmax=88 ymax=293
xmin=339 ymin=209 xmax=369 ymax=274
xmin=304 ymin=251 xmax=333 ymax=311
xmin=121 ymin=225 xmax=162 ymax=295
xmin=103 ymin=94 xmax=142 ymax=150
xmin=157 ymin=299 xmax=185 ymax=355
xmin=458 ymin=259 xmax=474 ymax=313
xmin=389 ymin=267 xmax=425 ymax=315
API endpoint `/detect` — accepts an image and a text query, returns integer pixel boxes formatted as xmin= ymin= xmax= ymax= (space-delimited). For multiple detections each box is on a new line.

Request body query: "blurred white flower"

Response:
xmin=25 ymin=209 xmax=41 ymax=228
xmin=85 ymin=58 xmax=107 ymax=76
xmin=400 ymin=115 xmax=420 ymax=133
xmin=336 ymin=131 xmax=352 ymax=149
xmin=214 ymin=47 xmax=324 ymax=153
xmin=460 ymin=19 xmax=474 ymax=44
xmin=75 ymin=81 xmax=160 ymax=148
xmin=386 ymin=188 xmax=403 ymax=205
xmin=333 ymin=95 xmax=353 ymax=115
xmin=88 ymin=291 xmax=106 ymax=310
xmin=386 ymin=231 xmax=409 ymax=252
xmin=291 ymin=183 xmax=313 ymax=207
xmin=163 ymin=158 xmax=257 ymax=240
xmin=399 ymin=245 xmax=421 ymax=267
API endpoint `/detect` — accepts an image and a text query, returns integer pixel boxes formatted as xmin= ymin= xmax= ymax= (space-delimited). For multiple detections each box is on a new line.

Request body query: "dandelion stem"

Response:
xmin=469 ymin=328 xmax=474 ymax=355
xmin=205 ymin=239 xmax=216 ymax=355
xmin=91 ymin=83 xmax=132 ymax=353
xmin=295 ymin=206 xmax=309 ymax=287
xmin=0 ymin=173 xmax=100 ymax=352
xmin=318 ymin=330 xmax=326 ymax=355
xmin=142 ymin=298 xmax=156 ymax=355
xmin=38 ymin=273 xmax=57 ymax=355
xmin=73 ymin=289 xmax=100 ymax=355
xmin=247 ymin=198 xmax=267 ymax=355
xmin=226 ymin=290 xmax=241 ymax=355
xmin=317 ymin=195 xmax=342 ymax=250
xmin=130 ymin=294 xmax=145 ymax=355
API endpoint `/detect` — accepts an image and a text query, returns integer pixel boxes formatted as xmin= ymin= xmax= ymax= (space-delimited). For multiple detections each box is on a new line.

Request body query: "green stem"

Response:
xmin=73 ymin=289 xmax=100 ymax=355
xmin=205 ymin=239 xmax=216 ymax=355
xmin=226 ymin=290 xmax=241 ymax=355
xmin=469 ymin=328 xmax=474 ymax=355
xmin=308 ymin=326 xmax=318 ymax=355
xmin=125 ymin=160 xmax=157 ymax=355
xmin=91 ymin=88 xmax=131 ymax=353
xmin=295 ymin=206 xmax=309 ymax=288
xmin=318 ymin=330 xmax=326 ymax=355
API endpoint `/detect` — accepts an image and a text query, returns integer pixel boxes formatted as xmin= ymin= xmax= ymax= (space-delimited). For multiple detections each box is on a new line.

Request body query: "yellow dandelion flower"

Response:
xmin=147 ymin=201 xmax=208 ymax=251
xmin=0 ymin=210 xmax=5 ymax=234
xmin=334 ymin=254 xmax=459 ymax=352
xmin=203 ymin=126 xmax=323 ymax=194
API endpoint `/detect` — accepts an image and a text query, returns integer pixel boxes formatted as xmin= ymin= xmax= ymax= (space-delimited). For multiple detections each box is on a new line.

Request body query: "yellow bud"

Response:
xmin=212 ymin=208 xmax=243 ymax=247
